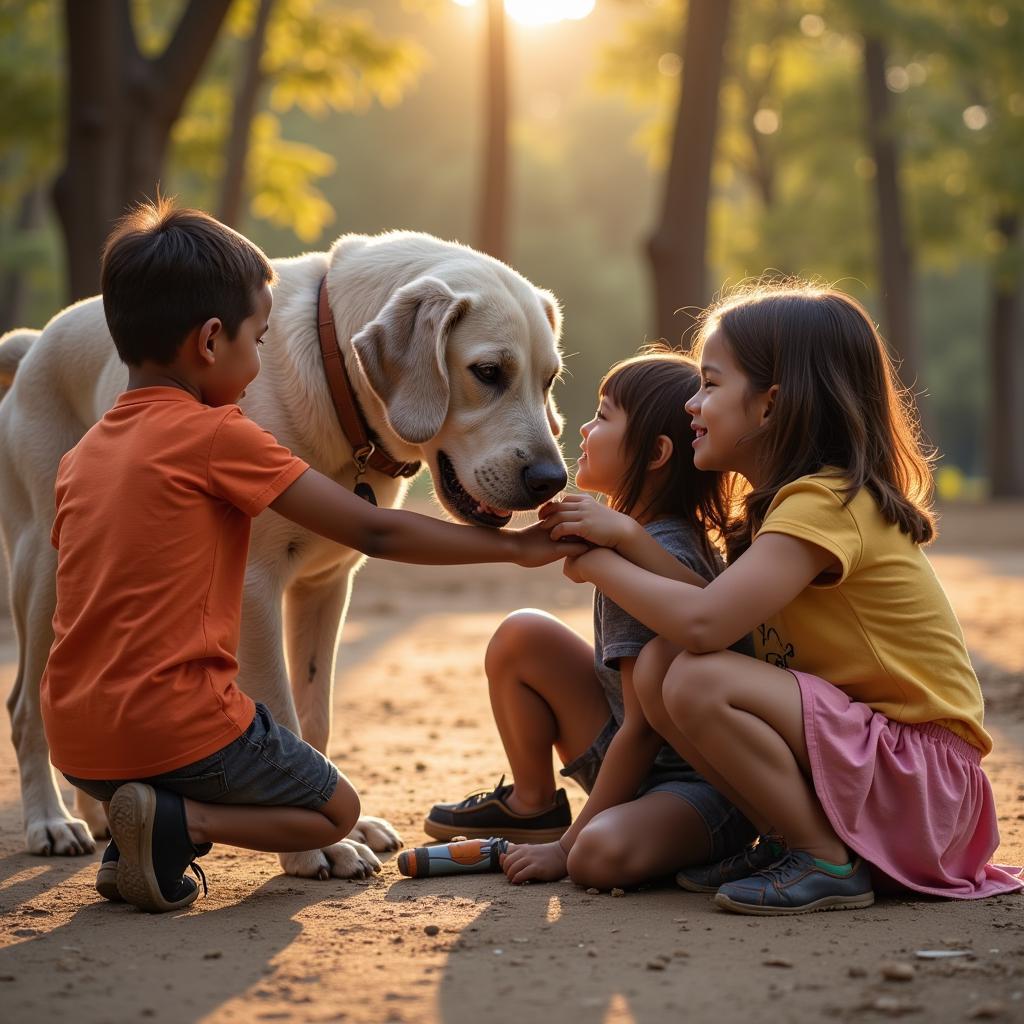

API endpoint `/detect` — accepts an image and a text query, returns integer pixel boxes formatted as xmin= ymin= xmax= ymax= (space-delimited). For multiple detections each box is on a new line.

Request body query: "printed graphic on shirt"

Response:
xmin=758 ymin=623 xmax=794 ymax=669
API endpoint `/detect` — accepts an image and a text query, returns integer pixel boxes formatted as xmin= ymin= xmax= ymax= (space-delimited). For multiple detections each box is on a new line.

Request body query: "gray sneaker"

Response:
xmin=714 ymin=850 xmax=875 ymax=915
xmin=676 ymin=834 xmax=785 ymax=893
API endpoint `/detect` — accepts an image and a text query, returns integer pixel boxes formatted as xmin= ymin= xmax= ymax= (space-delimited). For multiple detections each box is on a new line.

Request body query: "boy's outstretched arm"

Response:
xmin=270 ymin=468 xmax=585 ymax=567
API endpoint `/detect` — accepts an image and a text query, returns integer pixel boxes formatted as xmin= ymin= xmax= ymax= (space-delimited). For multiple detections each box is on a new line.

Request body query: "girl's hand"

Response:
xmin=513 ymin=520 xmax=589 ymax=568
xmin=500 ymin=840 xmax=569 ymax=884
xmin=539 ymin=494 xmax=636 ymax=550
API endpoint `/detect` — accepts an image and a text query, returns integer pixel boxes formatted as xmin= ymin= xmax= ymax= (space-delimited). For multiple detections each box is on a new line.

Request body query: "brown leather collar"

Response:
xmin=316 ymin=275 xmax=421 ymax=480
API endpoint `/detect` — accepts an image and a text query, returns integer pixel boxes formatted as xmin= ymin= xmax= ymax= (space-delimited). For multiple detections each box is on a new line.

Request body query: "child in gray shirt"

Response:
xmin=425 ymin=350 xmax=755 ymax=890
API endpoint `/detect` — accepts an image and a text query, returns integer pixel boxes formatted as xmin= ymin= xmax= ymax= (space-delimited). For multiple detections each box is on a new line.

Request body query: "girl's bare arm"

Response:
xmin=539 ymin=495 xmax=709 ymax=586
xmin=569 ymin=532 xmax=837 ymax=653
xmin=559 ymin=658 xmax=663 ymax=847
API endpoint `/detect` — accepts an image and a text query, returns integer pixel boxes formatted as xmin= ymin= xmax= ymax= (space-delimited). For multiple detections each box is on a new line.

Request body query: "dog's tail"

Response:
xmin=0 ymin=328 xmax=38 ymax=398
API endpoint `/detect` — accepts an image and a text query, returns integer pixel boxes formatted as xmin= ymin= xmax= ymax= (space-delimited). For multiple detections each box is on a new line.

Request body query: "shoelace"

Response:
xmin=457 ymin=774 xmax=511 ymax=807
xmin=749 ymin=850 xmax=808 ymax=884
xmin=188 ymin=860 xmax=208 ymax=897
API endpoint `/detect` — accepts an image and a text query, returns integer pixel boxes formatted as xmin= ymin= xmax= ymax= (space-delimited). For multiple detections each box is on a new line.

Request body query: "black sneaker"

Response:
xmin=676 ymin=834 xmax=787 ymax=893
xmin=95 ymin=839 xmax=123 ymax=902
xmin=107 ymin=783 xmax=211 ymax=914
xmin=424 ymin=776 xmax=571 ymax=843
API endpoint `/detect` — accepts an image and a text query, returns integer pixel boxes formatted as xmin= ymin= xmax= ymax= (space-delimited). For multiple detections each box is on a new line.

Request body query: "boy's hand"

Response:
xmin=500 ymin=840 xmax=569 ymax=884
xmin=513 ymin=520 xmax=589 ymax=567
xmin=539 ymin=494 xmax=637 ymax=550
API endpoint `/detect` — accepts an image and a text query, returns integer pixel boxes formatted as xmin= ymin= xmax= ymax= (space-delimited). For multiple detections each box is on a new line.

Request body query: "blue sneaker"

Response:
xmin=714 ymin=850 xmax=875 ymax=915
xmin=676 ymin=834 xmax=786 ymax=893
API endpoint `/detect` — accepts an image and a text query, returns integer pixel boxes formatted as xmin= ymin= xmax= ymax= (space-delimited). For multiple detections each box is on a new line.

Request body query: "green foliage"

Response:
xmin=168 ymin=0 xmax=426 ymax=240
xmin=598 ymin=0 xmax=1024 ymax=474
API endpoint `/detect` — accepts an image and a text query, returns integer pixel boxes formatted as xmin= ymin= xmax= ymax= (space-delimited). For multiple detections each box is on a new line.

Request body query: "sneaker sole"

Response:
xmin=423 ymin=818 xmax=568 ymax=845
xmin=674 ymin=873 xmax=719 ymax=894
xmin=95 ymin=862 xmax=123 ymax=902
xmin=108 ymin=784 xmax=199 ymax=914
xmin=713 ymin=889 xmax=875 ymax=916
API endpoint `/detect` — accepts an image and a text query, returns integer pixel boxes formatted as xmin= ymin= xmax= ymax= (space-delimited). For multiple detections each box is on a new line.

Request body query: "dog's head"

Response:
xmin=351 ymin=272 xmax=566 ymax=527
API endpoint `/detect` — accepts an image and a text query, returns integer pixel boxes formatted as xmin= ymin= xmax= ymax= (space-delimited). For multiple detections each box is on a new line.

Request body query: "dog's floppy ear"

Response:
xmin=537 ymin=289 xmax=561 ymax=339
xmin=351 ymin=277 xmax=470 ymax=445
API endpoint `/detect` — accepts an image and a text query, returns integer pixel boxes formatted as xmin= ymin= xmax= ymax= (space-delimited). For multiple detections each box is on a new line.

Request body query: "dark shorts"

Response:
xmin=64 ymin=703 xmax=339 ymax=811
xmin=560 ymin=717 xmax=756 ymax=863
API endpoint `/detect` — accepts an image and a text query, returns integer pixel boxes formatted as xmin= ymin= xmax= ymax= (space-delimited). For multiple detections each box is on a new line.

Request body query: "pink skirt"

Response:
xmin=794 ymin=670 xmax=1023 ymax=899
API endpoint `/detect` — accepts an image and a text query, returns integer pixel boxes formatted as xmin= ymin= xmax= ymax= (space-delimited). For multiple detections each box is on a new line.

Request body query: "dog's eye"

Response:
xmin=471 ymin=363 xmax=501 ymax=385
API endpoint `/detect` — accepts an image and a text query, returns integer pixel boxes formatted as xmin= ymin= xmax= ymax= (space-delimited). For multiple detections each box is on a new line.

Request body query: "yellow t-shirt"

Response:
xmin=753 ymin=473 xmax=990 ymax=754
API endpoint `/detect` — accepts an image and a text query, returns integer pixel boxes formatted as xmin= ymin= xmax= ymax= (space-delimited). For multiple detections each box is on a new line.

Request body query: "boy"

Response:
xmin=41 ymin=200 xmax=580 ymax=914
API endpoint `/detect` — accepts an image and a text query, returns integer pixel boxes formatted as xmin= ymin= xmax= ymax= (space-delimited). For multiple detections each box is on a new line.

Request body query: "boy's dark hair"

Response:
xmin=100 ymin=198 xmax=275 ymax=366
xmin=692 ymin=279 xmax=936 ymax=559
xmin=598 ymin=346 xmax=732 ymax=569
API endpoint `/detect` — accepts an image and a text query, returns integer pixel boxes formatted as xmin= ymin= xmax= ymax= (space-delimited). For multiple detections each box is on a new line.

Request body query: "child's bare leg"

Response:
xmin=634 ymin=639 xmax=771 ymax=831
xmin=647 ymin=648 xmax=846 ymax=863
xmin=184 ymin=775 xmax=361 ymax=853
xmin=485 ymin=609 xmax=609 ymax=813
xmin=566 ymin=792 xmax=712 ymax=890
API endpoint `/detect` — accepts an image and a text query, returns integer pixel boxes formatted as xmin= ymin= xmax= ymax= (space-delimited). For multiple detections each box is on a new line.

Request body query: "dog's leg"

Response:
xmin=6 ymin=528 xmax=95 ymax=856
xmin=284 ymin=566 xmax=402 ymax=855
xmin=239 ymin=563 xmax=381 ymax=880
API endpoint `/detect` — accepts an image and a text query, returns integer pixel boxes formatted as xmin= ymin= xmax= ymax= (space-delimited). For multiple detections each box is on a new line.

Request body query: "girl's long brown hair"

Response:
xmin=597 ymin=346 xmax=732 ymax=567
xmin=691 ymin=281 xmax=936 ymax=559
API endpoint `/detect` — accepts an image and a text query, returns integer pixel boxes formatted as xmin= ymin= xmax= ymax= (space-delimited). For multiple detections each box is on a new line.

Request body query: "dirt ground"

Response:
xmin=0 ymin=499 xmax=1021 ymax=1024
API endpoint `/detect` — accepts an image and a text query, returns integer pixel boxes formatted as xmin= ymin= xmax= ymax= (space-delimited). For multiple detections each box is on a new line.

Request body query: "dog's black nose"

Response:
xmin=523 ymin=461 xmax=567 ymax=500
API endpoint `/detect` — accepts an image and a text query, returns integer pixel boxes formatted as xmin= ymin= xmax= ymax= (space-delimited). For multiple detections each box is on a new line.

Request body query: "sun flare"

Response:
xmin=453 ymin=0 xmax=596 ymax=26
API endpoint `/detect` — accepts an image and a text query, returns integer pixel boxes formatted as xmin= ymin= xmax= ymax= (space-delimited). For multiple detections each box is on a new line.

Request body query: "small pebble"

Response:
xmin=763 ymin=957 xmax=793 ymax=969
xmin=611 ymin=888 xmax=625 ymax=897
xmin=202 ymin=951 xmax=223 ymax=960
xmin=645 ymin=960 xmax=665 ymax=971
xmin=585 ymin=888 xmax=600 ymax=895
xmin=968 ymin=1003 xmax=1006 ymax=1020
xmin=880 ymin=961 xmax=915 ymax=982
xmin=424 ymin=925 xmax=440 ymax=937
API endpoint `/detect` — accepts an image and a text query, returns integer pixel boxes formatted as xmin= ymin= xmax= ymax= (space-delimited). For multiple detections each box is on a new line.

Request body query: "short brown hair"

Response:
xmin=100 ymin=198 xmax=275 ymax=366
xmin=692 ymin=280 xmax=936 ymax=557
xmin=598 ymin=346 xmax=732 ymax=567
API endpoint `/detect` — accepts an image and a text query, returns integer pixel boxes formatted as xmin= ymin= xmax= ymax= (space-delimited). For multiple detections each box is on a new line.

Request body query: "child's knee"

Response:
xmin=566 ymin=822 xmax=632 ymax=890
xmin=322 ymin=776 xmax=361 ymax=839
xmin=485 ymin=608 xmax=548 ymax=675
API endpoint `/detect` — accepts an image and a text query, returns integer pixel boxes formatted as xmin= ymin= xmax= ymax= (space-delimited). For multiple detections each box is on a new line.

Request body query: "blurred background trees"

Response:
xmin=0 ymin=0 xmax=1021 ymax=496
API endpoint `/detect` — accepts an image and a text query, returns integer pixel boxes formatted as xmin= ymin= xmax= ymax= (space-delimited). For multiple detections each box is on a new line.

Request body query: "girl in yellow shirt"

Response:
xmin=541 ymin=282 xmax=1023 ymax=915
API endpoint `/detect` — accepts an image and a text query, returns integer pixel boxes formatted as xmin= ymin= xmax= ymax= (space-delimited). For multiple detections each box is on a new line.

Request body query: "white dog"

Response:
xmin=0 ymin=231 xmax=567 ymax=880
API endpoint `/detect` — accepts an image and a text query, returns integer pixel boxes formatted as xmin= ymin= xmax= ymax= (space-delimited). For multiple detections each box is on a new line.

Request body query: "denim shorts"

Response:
xmin=64 ymin=703 xmax=339 ymax=811
xmin=560 ymin=717 xmax=756 ymax=862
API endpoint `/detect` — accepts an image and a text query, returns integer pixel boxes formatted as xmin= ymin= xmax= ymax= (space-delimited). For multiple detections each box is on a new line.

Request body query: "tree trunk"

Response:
xmin=53 ymin=0 xmax=232 ymax=301
xmin=478 ymin=0 xmax=508 ymax=261
xmin=219 ymin=0 xmax=276 ymax=228
xmin=0 ymin=187 xmax=45 ymax=332
xmin=862 ymin=34 xmax=918 ymax=389
xmin=988 ymin=213 xmax=1024 ymax=497
xmin=646 ymin=0 xmax=732 ymax=343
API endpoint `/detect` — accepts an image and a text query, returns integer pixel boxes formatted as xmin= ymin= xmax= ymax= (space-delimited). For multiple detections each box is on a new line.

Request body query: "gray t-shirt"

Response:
xmin=593 ymin=516 xmax=754 ymax=772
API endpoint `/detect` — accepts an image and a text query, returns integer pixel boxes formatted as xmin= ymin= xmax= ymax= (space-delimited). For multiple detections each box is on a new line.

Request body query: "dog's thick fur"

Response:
xmin=0 ymin=231 xmax=566 ymax=879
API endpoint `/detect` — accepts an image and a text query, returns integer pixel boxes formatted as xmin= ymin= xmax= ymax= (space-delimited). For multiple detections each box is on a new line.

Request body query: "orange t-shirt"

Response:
xmin=41 ymin=387 xmax=309 ymax=779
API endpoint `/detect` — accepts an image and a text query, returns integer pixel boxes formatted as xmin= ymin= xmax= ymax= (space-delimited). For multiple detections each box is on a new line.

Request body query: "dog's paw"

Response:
xmin=324 ymin=838 xmax=382 ymax=879
xmin=74 ymin=790 xmax=111 ymax=840
xmin=279 ymin=849 xmax=332 ymax=880
xmin=348 ymin=815 xmax=403 ymax=854
xmin=25 ymin=815 xmax=96 ymax=857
